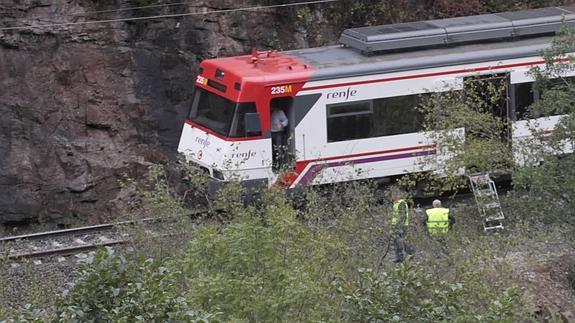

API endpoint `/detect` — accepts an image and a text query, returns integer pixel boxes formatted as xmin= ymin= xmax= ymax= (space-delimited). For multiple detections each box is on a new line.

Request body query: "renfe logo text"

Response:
xmin=326 ymin=87 xmax=357 ymax=101
xmin=231 ymin=150 xmax=257 ymax=161
xmin=195 ymin=137 xmax=211 ymax=147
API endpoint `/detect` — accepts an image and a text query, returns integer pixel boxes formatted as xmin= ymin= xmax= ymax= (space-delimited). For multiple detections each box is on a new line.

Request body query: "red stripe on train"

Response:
xmin=278 ymin=144 xmax=436 ymax=188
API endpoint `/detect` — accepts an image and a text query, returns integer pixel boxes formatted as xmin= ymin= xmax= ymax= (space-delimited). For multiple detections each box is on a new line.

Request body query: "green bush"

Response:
xmin=181 ymin=189 xmax=348 ymax=322
xmin=508 ymin=24 xmax=575 ymax=229
xmin=343 ymin=260 xmax=532 ymax=322
xmin=2 ymin=176 xmax=551 ymax=322
xmin=53 ymin=248 xmax=213 ymax=323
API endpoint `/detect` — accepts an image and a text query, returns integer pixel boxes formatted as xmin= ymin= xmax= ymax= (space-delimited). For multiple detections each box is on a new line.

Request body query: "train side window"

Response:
xmin=514 ymin=82 xmax=534 ymax=120
xmin=372 ymin=94 xmax=424 ymax=136
xmin=327 ymin=101 xmax=372 ymax=142
xmin=515 ymin=76 xmax=575 ymax=120
xmin=229 ymin=102 xmax=259 ymax=137
xmin=533 ymin=76 xmax=575 ymax=118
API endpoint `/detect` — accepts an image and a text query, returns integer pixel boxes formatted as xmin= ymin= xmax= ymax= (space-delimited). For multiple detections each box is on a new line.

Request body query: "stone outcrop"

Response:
xmin=0 ymin=0 xmax=329 ymax=224
xmin=0 ymin=40 xmax=149 ymax=223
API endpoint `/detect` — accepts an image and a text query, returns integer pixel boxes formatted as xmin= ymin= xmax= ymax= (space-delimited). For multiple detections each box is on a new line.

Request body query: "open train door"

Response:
xmin=464 ymin=73 xmax=512 ymax=140
xmin=269 ymin=96 xmax=294 ymax=172
xmin=463 ymin=73 xmax=512 ymax=170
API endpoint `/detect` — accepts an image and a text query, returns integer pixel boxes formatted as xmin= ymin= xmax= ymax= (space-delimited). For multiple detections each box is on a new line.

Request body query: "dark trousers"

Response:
xmin=271 ymin=131 xmax=286 ymax=170
xmin=392 ymin=227 xmax=414 ymax=263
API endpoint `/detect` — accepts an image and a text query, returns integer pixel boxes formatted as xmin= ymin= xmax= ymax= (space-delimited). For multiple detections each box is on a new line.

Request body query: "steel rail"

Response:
xmin=7 ymin=239 xmax=128 ymax=259
xmin=0 ymin=208 xmax=210 ymax=243
xmin=1 ymin=209 xmax=211 ymax=260
xmin=0 ymin=223 xmax=118 ymax=243
xmin=8 ymin=232 xmax=179 ymax=260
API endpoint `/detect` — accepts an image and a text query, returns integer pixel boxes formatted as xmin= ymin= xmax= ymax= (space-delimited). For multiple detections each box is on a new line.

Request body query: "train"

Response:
xmin=178 ymin=5 xmax=575 ymax=190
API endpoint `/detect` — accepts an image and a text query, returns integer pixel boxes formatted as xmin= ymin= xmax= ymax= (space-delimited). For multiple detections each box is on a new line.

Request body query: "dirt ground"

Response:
xmin=506 ymin=242 xmax=575 ymax=322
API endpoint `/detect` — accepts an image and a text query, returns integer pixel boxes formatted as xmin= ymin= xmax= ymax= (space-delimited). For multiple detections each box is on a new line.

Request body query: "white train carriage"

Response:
xmin=178 ymin=5 xmax=575 ymax=189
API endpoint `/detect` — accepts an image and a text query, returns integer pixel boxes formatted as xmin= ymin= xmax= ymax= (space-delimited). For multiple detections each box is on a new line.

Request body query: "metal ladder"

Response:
xmin=468 ymin=174 xmax=505 ymax=231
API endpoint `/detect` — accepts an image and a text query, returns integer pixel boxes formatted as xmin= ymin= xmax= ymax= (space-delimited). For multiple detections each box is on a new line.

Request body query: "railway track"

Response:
xmin=1 ymin=209 xmax=212 ymax=260
xmin=0 ymin=221 xmax=133 ymax=260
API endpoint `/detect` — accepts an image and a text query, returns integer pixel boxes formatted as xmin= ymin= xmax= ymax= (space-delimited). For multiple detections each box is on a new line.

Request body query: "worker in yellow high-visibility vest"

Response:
xmin=424 ymin=199 xmax=455 ymax=235
xmin=390 ymin=190 xmax=414 ymax=263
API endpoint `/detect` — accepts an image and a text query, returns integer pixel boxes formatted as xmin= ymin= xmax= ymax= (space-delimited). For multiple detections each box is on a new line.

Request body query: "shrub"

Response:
xmin=343 ymin=260 xmax=532 ymax=322
xmin=181 ymin=189 xmax=348 ymax=322
xmin=53 ymin=248 xmax=213 ymax=322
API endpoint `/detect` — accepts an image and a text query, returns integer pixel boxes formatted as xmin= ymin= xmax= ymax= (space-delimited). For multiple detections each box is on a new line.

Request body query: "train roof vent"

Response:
xmin=431 ymin=14 xmax=513 ymax=44
xmin=339 ymin=21 xmax=446 ymax=53
xmin=340 ymin=6 xmax=575 ymax=55
xmin=496 ymin=6 xmax=575 ymax=37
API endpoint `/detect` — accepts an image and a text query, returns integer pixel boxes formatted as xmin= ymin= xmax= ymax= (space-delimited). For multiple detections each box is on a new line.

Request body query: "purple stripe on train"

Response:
xmin=297 ymin=149 xmax=436 ymax=186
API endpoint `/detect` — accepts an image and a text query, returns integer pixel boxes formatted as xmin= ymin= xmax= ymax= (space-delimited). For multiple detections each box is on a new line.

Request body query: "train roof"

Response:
xmin=202 ymin=5 xmax=575 ymax=87
xmin=285 ymin=35 xmax=555 ymax=82
xmin=284 ymin=5 xmax=575 ymax=82
xmin=339 ymin=5 xmax=575 ymax=53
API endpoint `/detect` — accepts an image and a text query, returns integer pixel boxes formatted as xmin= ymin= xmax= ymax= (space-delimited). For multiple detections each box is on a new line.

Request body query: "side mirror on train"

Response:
xmin=244 ymin=113 xmax=262 ymax=136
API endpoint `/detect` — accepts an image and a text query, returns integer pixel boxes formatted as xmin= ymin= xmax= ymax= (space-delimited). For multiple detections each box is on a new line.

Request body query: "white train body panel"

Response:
xmin=178 ymin=124 xmax=272 ymax=181
xmin=283 ymin=56 xmax=567 ymax=188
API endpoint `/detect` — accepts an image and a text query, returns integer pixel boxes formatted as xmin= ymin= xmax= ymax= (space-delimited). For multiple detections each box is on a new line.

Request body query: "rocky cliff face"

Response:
xmin=0 ymin=0 xmax=335 ymax=224
xmin=0 ymin=0 xmax=564 ymax=224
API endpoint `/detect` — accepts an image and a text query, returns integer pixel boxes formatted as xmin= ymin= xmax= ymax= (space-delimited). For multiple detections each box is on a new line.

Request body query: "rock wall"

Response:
xmin=0 ymin=0 xmax=567 ymax=224
xmin=0 ymin=0 xmax=331 ymax=224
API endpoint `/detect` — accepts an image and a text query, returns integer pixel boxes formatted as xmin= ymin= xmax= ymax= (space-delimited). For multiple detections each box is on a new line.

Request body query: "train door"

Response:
xmin=270 ymin=97 xmax=294 ymax=171
xmin=464 ymin=73 xmax=512 ymax=143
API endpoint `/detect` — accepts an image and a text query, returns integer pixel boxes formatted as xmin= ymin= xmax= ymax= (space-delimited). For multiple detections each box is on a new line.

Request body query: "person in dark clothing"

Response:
xmin=271 ymin=106 xmax=288 ymax=170
xmin=390 ymin=190 xmax=414 ymax=263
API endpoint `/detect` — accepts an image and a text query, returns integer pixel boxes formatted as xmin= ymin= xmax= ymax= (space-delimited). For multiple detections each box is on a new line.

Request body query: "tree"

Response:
xmin=508 ymin=24 xmax=575 ymax=226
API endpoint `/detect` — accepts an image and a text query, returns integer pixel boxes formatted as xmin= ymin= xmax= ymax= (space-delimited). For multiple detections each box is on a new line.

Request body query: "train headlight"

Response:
xmin=212 ymin=169 xmax=225 ymax=181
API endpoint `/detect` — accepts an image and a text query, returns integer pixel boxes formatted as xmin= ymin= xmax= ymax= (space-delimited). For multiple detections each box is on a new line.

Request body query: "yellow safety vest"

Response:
xmin=391 ymin=199 xmax=409 ymax=226
xmin=426 ymin=207 xmax=450 ymax=234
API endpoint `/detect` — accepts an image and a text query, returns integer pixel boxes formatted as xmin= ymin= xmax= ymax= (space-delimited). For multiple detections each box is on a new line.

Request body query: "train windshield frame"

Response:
xmin=189 ymin=87 xmax=258 ymax=138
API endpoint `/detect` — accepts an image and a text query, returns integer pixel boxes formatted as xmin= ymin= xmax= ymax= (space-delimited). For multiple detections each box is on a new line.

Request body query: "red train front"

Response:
xmin=177 ymin=49 xmax=313 ymax=186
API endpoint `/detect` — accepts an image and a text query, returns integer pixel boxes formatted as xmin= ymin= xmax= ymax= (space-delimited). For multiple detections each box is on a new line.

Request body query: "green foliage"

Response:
xmin=53 ymin=248 xmax=213 ymax=323
xmin=178 ymin=156 xmax=212 ymax=211
xmin=510 ymin=154 xmax=575 ymax=225
xmin=342 ymin=213 xmax=543 ymax=323
xmin=420 ymin=77 xmax=513 ymax=174
xmin=398 ymin=76 xmax=514 ymax=194
xmin=343 ymin=261 xmax=530 ymax=322
xmin=0 ymin=249 xmax=10 ymax=319
xmin=2 ymin=171 xmax=550 ymax=322
xmin=2 ymin=303 xmax=49 ymax=323
xmin=528 ymin=24 xmax=575 ymax=122
xmin=129 ymin=163 xmax=191 ymax=220
xmin=181 ymin=188 xmax=347 ymax=322
xmin=302 ymin=181 xmax=388 ymax=272
xmin=508 ymin=23 xmax=575 ymax=228
xmin=341 ymin=0 xmax=390 ymax=26
xmin=120 ymin=163 xmax=196 ymax=260
xmin=213 ymin=180 xmax=245 ymax=217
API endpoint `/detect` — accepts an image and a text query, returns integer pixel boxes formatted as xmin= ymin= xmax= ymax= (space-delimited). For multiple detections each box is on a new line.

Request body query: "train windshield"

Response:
xmin=189 ymin=88 xmax=259 ymax=138
xmin=189 ymin=88 xmax=236 ymax=136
